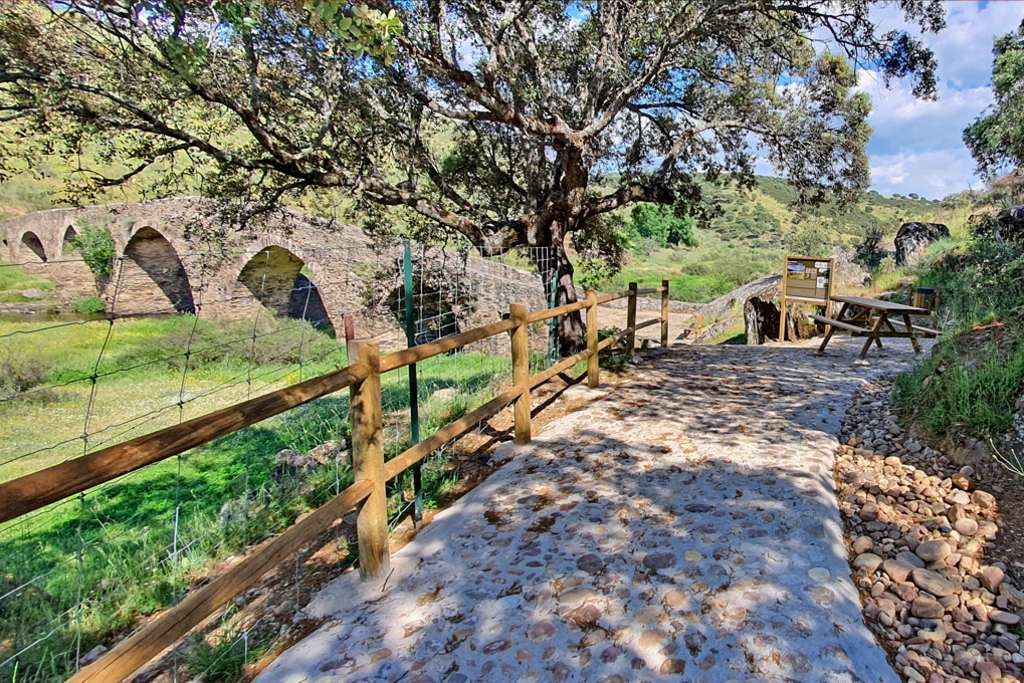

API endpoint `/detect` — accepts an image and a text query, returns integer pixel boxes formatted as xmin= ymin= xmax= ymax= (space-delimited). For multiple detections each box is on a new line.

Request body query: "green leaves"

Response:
xmin=72 ymin=226 xmax=116 ymax=279
xmin=162 ymin=36 xmax=211 ymax=85
xmin=628 ymin=204 xmax=697 ymax=250
xmin=304 ymin=2 xmax=402 ymax=61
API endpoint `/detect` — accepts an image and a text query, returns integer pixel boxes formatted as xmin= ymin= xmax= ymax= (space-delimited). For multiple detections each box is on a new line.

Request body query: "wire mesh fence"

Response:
xmin=0 ymin=230 xmax=555 ymax=683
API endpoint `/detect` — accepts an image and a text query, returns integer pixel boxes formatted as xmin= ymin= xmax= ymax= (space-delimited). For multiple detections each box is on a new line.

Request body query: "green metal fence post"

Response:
xmin=547 ymin=261 xmax=558 ymax=366
xmin=403 ymin=240 xmax=423 ymax=524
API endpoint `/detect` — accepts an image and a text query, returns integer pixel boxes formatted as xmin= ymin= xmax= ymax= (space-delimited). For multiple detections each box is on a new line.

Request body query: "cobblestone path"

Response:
xmin=257 ymin=337 xmax=931 ymax=683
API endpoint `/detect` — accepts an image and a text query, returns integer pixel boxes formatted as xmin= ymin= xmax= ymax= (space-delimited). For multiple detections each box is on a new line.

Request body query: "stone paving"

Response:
xmin=255 ymin=336 xmax=933 ymax=683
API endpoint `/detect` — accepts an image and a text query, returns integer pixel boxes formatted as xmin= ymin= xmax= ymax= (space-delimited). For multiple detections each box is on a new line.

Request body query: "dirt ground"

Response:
xmin=595 ymin=305 xmax=700 ymax=346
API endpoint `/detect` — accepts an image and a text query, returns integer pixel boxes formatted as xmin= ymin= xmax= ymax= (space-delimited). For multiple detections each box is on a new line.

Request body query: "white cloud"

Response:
xmin=914 ymin=1 xmax=1024 ymax=88
xmin=856 ymin=69 xmax=992 ymax=156
xmin=869 ymin=148 xmax=983 ymax=198
xmin=853 ymin=1 xmax=1024 ymax=198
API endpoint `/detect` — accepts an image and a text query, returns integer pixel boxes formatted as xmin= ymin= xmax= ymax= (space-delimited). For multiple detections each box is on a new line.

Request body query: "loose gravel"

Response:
xmin=837 ymin=379 xmax=1023 ymax=683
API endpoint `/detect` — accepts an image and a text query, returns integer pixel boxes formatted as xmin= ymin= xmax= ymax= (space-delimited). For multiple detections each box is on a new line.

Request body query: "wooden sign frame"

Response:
xmin=779 ymin=255 xmax=835 ymax=342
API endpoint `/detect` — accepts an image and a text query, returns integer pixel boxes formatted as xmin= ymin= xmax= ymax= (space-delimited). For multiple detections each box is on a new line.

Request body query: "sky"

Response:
xmin=855 ymin=1 xmax=1024 ymax=199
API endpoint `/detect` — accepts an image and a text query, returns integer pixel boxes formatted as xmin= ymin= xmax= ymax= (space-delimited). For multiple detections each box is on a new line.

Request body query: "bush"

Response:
xmin=877 ymin=255 xmax=896 ymax=276
xmin=855 ymin=224 xmax=887 ymax=270
xmin=72 ymin=296 xmax=107 ymax=314
xmin=72 ymin=226 xmax=117 ymax=278
xmin=918 ymin=238 xmax=1024 ymax=327
xmin=628 ymin=203 xmax=698 ymax=250
xmin=894 ymin=329 xmax=1024 ymax=441
xmin=0 ymin=351 xmax=47 ymax=399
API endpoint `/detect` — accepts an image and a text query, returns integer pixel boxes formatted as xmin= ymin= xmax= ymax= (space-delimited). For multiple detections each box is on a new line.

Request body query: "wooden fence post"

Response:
xmin=626 ymin=282 xmax=637 ymax=356
xmin=349 ymin=340 xmax=389 ymax=580
xmin=510 ymin=303 xmax=531 ymax=444
xmin=586 ymin=289 xmax=599 ymax=387
xmin=661 ymin=277 xmax=670 ymax=348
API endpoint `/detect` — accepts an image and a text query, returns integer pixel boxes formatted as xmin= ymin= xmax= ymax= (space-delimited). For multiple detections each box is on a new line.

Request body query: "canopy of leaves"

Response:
xmin=629 ymin=204 xmax=697 ymax=250
xmin=964 ymin=19 xmax=1024 ymax=179
xmin=0 ymin=0 xmax=944 ymax=254
xmin=71 ymin=226 xmax=117 ymax=278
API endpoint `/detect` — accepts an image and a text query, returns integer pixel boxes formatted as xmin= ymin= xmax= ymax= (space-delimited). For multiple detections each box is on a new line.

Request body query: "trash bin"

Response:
xmin=913 ymin=287 xmax=936 ymax=311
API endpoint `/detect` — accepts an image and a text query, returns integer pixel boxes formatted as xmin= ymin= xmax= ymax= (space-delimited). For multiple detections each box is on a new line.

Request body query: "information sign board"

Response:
xmin=779 ymin=255 xmax=835 ymax=341
xmin=783 ymin=256 xmax=834 ymax=304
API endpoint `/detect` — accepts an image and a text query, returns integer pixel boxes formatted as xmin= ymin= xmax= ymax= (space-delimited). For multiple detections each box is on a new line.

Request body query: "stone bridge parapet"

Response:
xmin=0 ymin=199 xmax=549 ymax=351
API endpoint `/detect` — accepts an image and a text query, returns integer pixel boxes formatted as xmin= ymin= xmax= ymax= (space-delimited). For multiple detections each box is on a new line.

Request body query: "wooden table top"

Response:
xmin=831 ymin=295 xmax=931 ymax=315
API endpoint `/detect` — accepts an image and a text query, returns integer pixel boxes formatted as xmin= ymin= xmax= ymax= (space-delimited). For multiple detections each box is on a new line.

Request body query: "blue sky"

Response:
xmin=854 ymin=1 xmax=1024 ymax=199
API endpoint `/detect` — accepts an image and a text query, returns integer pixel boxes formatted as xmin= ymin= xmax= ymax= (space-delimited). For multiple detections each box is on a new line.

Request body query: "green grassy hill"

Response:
xmin=588 ymin=175 xmax=939 ymax=302
xmin=703 ymin=175 xmax=940 ymax=249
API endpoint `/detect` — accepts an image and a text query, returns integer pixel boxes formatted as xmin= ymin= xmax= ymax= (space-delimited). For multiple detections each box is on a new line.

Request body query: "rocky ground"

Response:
xmin=133 ymin=369 xmax=647 ymax=683
xmin=836 ymin=379 xmax=1024 ymax=683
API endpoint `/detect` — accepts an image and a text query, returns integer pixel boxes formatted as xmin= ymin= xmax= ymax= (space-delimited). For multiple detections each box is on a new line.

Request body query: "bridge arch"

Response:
xmin=236 ymin=245 xmax=332 ymax=331
xmin=118 ymin=226 xmax=196 ymax=314
xmin=20 ymin=231 xmax=47 ymax=262
xmin=61 ymin=226 xmax=78 ymax=258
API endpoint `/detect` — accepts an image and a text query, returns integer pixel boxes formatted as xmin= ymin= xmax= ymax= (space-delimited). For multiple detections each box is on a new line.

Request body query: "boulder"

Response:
xmin=834 ymin=252 xmax=871 ymax=287
xmin=431 ymin=387 xmax=459 ymax=402
xmin=970 ymin=206 xmax=1024 ymax=243
xmin=894 ymin=222 xmax=950 ymax=265
xmin=273 ymin=448 xmax=317 ymax=480
xmin=308 ymin=440 xmax=341 ymax=464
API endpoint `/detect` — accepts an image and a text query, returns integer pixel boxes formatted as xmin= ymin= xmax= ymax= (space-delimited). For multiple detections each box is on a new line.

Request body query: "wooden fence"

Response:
xmin=0 ymin=280 xmax=671 ymax=683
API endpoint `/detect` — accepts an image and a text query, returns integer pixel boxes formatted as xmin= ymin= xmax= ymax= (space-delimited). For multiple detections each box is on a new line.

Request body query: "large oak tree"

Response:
xmin=0 ymin=1 xmax=945 ymax=349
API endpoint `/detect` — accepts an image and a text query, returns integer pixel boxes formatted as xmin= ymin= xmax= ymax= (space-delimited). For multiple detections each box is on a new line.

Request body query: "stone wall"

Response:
xmin=0 ymin=199 xmax=550 ymax=352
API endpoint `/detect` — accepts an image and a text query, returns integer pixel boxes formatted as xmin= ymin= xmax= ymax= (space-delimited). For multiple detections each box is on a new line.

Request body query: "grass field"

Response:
xmin=594 ymin=229 xmax=783 ymax=302
xmin=0 ymin=263 xmax=56 ymax=304
xmin=0 ymin=311 xmax=514 ymax=683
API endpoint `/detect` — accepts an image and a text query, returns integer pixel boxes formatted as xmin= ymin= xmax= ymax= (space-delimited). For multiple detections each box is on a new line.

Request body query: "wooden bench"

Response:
xmin=888 ymin=319 xmax=942 ymax=337
xmin=808 ymin=314 xmax=868 ymax=334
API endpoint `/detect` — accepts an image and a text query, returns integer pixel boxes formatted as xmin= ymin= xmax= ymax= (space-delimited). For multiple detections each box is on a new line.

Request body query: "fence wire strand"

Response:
xmin=0 ymin=237 xmax=555 ymax=683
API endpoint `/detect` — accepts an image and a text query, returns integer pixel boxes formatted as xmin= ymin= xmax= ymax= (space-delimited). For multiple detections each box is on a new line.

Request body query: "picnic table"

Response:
xmin=811 ymin=295 xmax=939 ymax=358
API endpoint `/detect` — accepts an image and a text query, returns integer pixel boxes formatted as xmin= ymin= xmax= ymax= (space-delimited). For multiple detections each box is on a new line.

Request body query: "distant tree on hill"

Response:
xmin=788 ymin=219 xmax=833 ymax=257
xmin=629 ymin=204 xmax=698 ymax=250
xmin=965 ymin=19 xmax=1024 ymax=178
xmin=0 ymin=1 xmax=945 ymax=351
xmin=854 ymin=223 xmax=887 ymax=270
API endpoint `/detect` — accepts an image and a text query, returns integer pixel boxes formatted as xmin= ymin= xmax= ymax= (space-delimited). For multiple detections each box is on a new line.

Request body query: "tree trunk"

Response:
xmin=532 ymin=218 xmax=585 ymax=355
xmin=553 ymin=226 xmax=585 ymax=355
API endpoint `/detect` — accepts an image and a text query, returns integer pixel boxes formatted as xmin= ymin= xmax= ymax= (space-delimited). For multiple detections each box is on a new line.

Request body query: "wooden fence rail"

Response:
xmin=16 ymin=279 xmax=670 ymax=683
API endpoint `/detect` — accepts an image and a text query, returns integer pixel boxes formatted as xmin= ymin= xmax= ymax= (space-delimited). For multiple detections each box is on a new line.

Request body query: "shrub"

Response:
xmin=918 ymin=238 xmax=1024 ymax=327
xmin=0 ymin=351 xmax=47 ymax=399
xmin=629 ymin=203 xmax=698 ymax=249
xmin=877 ymin=255 xmax=897 ymax=276
xmin=72 ymin=296 xmax=107 ymax=314
xmin=72 ymin=226 xmax=117 ymax=278
xmin=855 ymin=224 xmax=887 ymax=270
xmin=894 ymin=329 xmax=1024 ymax=441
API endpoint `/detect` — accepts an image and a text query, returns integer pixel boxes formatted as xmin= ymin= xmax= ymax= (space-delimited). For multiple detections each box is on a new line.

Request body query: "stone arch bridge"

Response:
xmin=0 ymin=199 xmax=549 ymax=348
